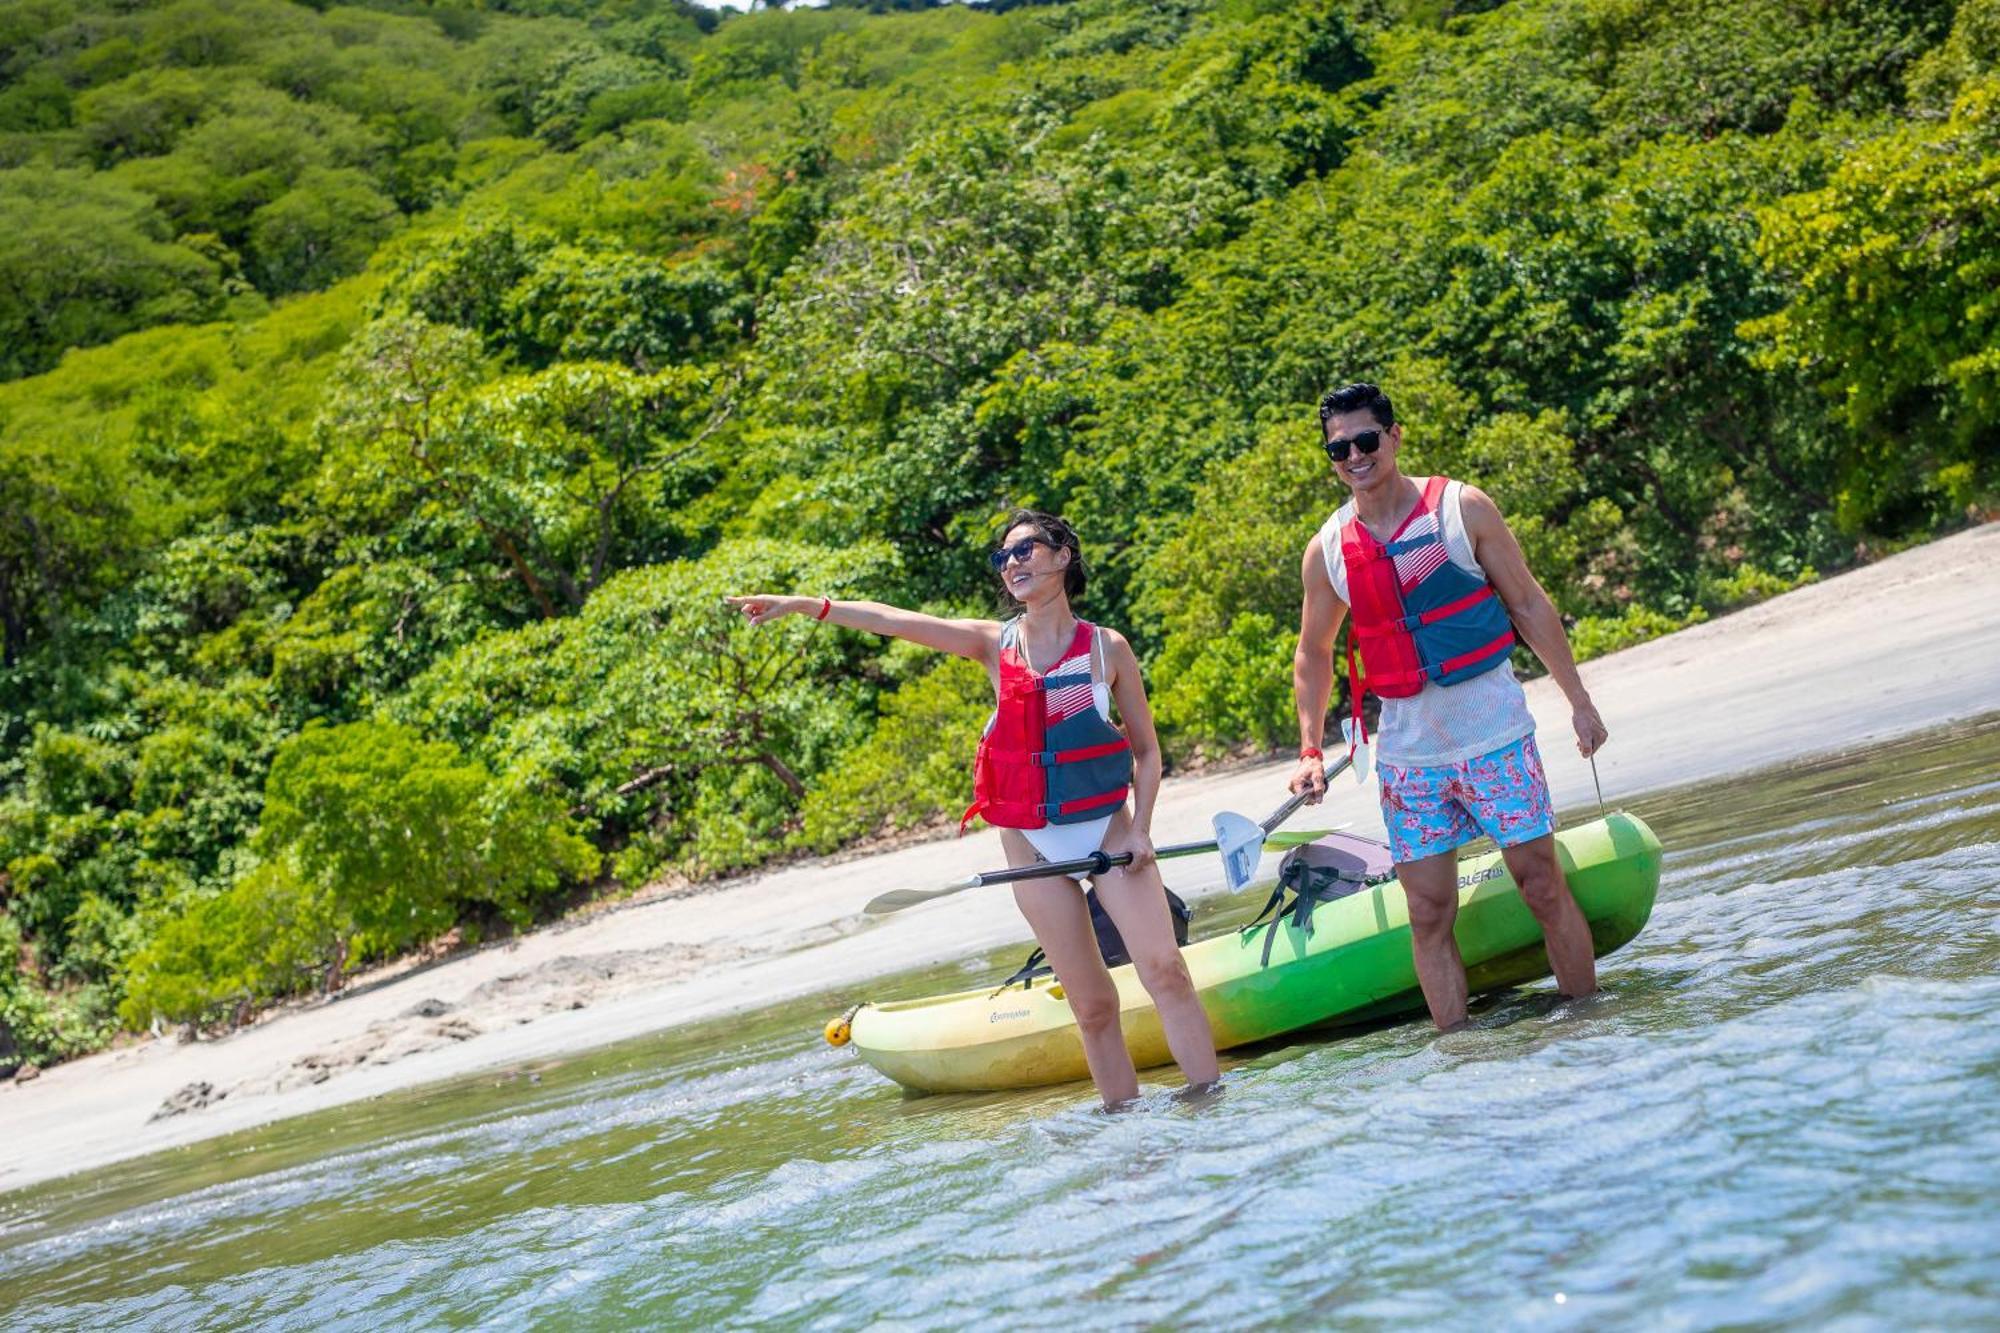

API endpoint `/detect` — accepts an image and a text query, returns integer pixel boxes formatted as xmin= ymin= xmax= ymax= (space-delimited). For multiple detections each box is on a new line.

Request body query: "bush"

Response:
xmin=118 ymin=857 xmax=337 ymax=1029
xmin=120 ymin=721 xmax=600 ymax=1026
xmin=258 ymin=720 xmax=599 ymax=958
xmin=0 ymin=911 xmax=116 ymax=1064
xmin=1699 ymin=564 xmax=1818 ymax=613
xmin=1150 ymin=612 xmax=1298 ymax=757
xmin=393 ymin=537 xmax=898 ymax=876
xmin=23 ymin=725 xmax=131 ymax=816
xmin=1569 ymin=604 xmax=1709 ymax=662
xmin=798 ymin=655 xmax=993 ymax=850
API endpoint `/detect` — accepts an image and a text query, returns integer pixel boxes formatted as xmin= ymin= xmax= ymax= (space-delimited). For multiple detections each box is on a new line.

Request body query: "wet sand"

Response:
xmin=3 ymin=521 xmax=1995 ymax=1194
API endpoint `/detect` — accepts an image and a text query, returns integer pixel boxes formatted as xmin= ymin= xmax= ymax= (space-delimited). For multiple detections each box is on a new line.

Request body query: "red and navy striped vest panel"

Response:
xmin=1341 ymin=476 xmax=1516 ymax=710
xmin=1040 ymin=649 xmax=1133 ymax=826
xmin=961 ymin=620 xmax=1131 ymax=832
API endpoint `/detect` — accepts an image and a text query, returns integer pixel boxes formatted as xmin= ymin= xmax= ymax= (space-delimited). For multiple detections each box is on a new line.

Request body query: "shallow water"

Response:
xmin=4 ymin=716 xmax=1998 ymax=1329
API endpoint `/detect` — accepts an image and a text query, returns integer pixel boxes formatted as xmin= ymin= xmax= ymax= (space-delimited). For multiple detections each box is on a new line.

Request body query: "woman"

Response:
xmin=727 ymin=510 xmax=1219 ymax=1105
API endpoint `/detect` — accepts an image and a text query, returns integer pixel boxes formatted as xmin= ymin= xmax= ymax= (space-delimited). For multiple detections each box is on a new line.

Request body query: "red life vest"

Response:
xmin=960 ymin=620 xmax=1132 ymax=833
xmin=1340 ymin=475 xmax=1517 ymax=743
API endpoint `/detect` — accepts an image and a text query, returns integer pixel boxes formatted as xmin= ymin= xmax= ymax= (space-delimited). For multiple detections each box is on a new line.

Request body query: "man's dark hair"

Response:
xmin=1318 ymin=382 xmax=1395 ymax=431
xmin=999 ymin=508 xmax=1086 ymax=600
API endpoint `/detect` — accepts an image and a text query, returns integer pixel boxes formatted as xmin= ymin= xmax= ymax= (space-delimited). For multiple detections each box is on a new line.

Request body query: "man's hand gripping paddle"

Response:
xmin=1214 ymin=753 xmax=1355 ymax=892
xmin=861 ymin=789 xmax=1329 ymax=916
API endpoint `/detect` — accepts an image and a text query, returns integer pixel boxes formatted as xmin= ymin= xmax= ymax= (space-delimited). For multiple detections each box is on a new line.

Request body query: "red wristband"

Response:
xmin=1299 ymin=746 xmax=1323 ymax=761
xmin=816 ymin=596 xmax=832 ymax=621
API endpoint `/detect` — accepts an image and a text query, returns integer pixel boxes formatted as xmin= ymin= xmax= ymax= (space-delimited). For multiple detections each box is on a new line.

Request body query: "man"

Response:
xmin=1290 ymin=382 xmax=1608 ymax=1029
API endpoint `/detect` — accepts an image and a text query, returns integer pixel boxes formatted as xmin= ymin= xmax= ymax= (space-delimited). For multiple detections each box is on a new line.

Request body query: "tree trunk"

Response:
xmin=756 ymin=749 xmax=806 ymax=800
xmin=323 ymin=937 xmax=350 ymax=994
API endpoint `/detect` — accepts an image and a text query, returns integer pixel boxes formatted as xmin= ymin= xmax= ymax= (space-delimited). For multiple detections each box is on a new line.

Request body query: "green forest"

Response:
xmin=1 ymin=0 xmax=1994 ymax=1067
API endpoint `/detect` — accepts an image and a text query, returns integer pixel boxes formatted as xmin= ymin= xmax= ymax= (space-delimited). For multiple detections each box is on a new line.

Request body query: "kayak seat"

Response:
xmin=1242 ymin=834 xmax=1396 ymax=968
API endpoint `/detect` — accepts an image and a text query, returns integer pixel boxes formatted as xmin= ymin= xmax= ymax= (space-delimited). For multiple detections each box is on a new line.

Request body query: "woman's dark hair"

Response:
xmin=999 ymin=508 xmax=1086 ymax=601
xmin=1318 ymin=382 xmax=1395 ymax=430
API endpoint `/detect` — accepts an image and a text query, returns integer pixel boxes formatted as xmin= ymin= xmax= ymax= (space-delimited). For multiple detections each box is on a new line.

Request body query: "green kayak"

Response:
xmin=835 ymin=811 xmax=1662 ymax=1093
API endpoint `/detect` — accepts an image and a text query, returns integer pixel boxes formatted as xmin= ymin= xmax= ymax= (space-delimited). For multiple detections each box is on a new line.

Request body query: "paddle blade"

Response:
xmin=862 ymin=887 xmax=942 ymax=916
xmin=1213 ymin=810 xmax=1266 ymax=892
xmin=862 ymin=875 xmax=980 ymax=917
xmin=1340 ymin=718 xmax=1373 ymax=785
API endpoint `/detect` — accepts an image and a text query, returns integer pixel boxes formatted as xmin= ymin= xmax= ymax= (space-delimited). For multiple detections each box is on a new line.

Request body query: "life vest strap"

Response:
xmin=1364 ymin=665 xmax=1431 ymax=692
xmin=1031 ymin=738 xmax=1131 ymax=767
xmin=1432 ymin=628 xmax=1516 ymax=677
xmin=1347 ymin=636 xmax=1368 ymax=748
xmin=1041 ymin=787 xmax=1128 ymax=820
xmin=1394 ymin=583 xmax=1499 ymax=631
xmin=1353 ymin=627 xmax=1513 ymax=694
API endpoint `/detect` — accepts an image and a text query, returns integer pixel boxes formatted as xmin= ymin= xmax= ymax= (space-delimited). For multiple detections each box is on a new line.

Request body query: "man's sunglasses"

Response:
xmin=1323 ymin=429 xmax=1386 ymax=464
xmin=989 ymin=537 xmax=1053 ymax=571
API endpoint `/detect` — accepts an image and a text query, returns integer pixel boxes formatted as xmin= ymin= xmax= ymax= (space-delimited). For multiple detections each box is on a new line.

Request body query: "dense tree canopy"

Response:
xmin=0 ymin=0 xmax=1993 ymax=1065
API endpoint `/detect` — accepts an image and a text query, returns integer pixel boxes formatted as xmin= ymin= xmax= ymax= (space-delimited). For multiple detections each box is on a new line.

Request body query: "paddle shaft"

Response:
xmin=861 ymin=780 xmax=1342 ymax=914
xmin=1313 ymin=750 xmax=1355 ymax=793
xmin=960 ymin=834 xmax=1220 ymax=890
xmin=960 ymin=782 xmax=1319 ymax=887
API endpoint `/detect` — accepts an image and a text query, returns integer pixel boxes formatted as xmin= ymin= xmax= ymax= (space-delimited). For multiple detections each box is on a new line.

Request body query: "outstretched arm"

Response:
xmin=1291 ymin=534 xmax=1350 ymax=802
xmin=725 ymin=595 xmax=999 ymax=668
xmin=1460 ymin=486 xmax=1607 ymax=757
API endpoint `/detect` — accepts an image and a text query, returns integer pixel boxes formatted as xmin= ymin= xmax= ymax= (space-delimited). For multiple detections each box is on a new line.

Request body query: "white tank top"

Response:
xmin=1319 ymin=478 xmax=1535 ymax=768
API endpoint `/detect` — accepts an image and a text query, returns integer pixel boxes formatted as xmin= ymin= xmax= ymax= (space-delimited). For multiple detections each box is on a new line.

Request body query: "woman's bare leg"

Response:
xmin=1092 ymin=840 xmax=1221 ymax=1086
xmin=1001 ymin=829 xmax=1138 ymax=1106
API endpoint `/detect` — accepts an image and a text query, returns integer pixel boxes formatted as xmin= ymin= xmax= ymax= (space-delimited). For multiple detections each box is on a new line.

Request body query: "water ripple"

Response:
xmin=5 ymin=721 xmax=1999 ymax=1329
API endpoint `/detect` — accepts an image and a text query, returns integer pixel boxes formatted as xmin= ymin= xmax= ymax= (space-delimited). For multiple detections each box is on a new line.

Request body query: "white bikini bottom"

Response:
xmin=1019 ymin=815 xmax=1116 ymax=881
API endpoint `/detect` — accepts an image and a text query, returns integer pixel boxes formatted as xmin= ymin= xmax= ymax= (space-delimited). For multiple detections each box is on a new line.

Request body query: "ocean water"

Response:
xmin=3 ymin=716 xmax=1996 ymax=1330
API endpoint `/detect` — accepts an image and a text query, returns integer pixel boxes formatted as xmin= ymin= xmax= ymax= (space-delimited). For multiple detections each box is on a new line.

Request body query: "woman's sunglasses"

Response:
xmin=1323 ymin=429 xmax=1386 ymax=464
xmin=989 ymin=537 xmax=1053 ymax=571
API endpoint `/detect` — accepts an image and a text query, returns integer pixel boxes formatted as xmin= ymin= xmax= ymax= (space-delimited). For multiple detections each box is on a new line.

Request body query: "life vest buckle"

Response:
xmin=1030 ymin=750 xmax=1058 ymax=767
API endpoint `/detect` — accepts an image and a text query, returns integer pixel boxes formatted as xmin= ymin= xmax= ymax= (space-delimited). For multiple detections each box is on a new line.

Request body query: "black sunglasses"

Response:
xmin=1323 ymin=429 xmax=1386 ymax=464
xmin=989 ymin=536 xmax=1053 ymax=571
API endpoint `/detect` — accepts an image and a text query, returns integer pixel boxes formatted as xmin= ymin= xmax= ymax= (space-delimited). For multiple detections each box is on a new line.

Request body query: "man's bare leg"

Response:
xmin=1500 ymin=834 xmax=1598 ymax=999
xmin=1397 ymin=851 xmax=1468 ymax=1029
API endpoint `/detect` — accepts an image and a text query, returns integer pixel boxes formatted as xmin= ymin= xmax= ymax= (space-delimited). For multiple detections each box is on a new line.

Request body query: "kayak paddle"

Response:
xmin=1211 ymin=754 xmax=1349 ymax=890
xmin=861 ymin=787 xmax=1329 ymax=917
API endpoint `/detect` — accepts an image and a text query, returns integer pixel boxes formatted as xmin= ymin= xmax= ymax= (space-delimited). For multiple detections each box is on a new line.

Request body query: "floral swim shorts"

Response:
xmin=1378 ymin=733 xmax=1556 ymax=865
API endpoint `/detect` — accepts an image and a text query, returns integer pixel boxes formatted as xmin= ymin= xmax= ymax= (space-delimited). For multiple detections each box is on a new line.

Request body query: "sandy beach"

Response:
xmin=3 ymin=521 xmax=1996 ymax=1196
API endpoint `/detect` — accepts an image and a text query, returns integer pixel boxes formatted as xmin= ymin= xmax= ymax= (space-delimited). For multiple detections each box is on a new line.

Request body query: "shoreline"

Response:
xmin=3 ymin=521 xmax=1997 ymax=1196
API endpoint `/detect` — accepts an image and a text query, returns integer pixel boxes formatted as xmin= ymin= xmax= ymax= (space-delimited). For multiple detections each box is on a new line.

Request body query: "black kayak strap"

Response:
xmin=1240 ymin=865 xmax=1379 ymax=968
xmin=994 ymin=947 xmax=1051 ymax=994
